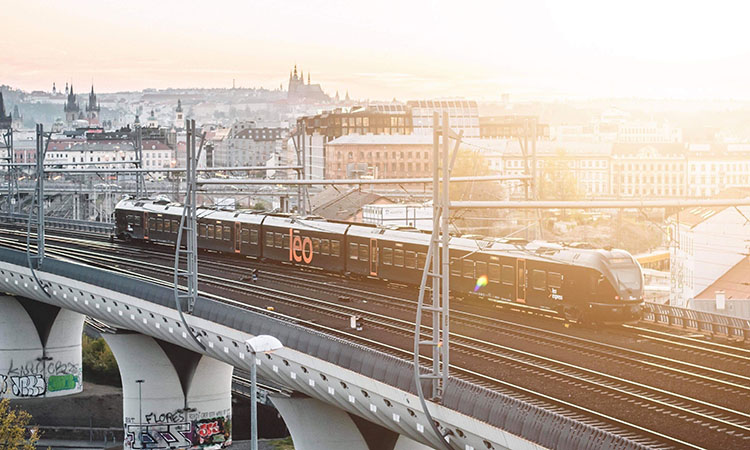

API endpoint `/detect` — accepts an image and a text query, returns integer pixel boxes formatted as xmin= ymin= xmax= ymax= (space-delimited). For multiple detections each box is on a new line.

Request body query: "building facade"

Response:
xmin=296 ymin=105 xmax=413 ymax=179
xmin=407 ymin=99 xmax=479 ymax=138
xmin=324 ymin=134 xmax=432 ymax=179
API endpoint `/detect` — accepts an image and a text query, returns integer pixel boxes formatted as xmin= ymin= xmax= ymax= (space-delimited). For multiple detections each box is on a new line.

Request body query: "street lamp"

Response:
xmin=135 ymin=379 xmax=145 ymax=448
xmin=245 ymin=335 xmax=283 ymax=450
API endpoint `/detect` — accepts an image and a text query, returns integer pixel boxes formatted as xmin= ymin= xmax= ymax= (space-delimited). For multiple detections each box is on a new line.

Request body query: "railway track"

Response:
xmin=2 ymin=235 xmax=749 ymax=447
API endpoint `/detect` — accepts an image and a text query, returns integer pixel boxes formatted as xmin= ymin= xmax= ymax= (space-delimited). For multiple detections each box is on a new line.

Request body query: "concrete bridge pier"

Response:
xmin=0 ymin=295 xmax=84 ymax=399
xmin=271 ymin=395 xmax=432 ymax=450
xmin=104 ymin=332 xmax=233 ymax=450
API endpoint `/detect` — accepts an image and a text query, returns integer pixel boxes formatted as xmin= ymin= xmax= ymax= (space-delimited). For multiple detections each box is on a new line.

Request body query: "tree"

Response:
xmin=0 ymin=399 xmax=40 ymax=450
xmin=539 ymin=148 xmax=581 ymax=200
xmin=449 ymin=149 xmax=496 ymax=201
xmin=81 ymin=335 xmax=120 ymax=386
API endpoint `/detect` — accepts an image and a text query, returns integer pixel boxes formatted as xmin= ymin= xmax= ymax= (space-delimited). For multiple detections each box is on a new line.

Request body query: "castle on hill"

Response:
xmin=287 ymin=65 xmax=330 ymax=103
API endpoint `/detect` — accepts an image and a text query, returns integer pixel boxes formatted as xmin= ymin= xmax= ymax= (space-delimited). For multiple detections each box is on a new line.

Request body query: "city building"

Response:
xmin=295 ymin=105 xmax=413 ymax=179
xmin=611 ymin=144 xmax=687 ymax=198
xmin=175 ymin=99 xmax=184 ymax=128
xmin=668 ymin=189 xmax=750 ymax=307
xmin=287 ymin=65 xmax=329 ymax=103
xmin=86 ymin=85 xmax=101 ymax=125
xmin=216 ymin=121 xmax=288 ymax=168
xmin=64 ymin=84 xmax=81 ymax=126
xmin=310 ymin=187 xmax=392 ymax=222
xmin=479 ymin=115 xmax=550 ymax=139
xmin=407 ymin=99 xmax=479 ymax=138
xmin=324 ymin=134 xmax=432 ymax=179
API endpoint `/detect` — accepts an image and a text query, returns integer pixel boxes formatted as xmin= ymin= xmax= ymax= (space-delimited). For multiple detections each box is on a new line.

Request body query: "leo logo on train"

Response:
xmin=289 ymin=229 xmax=313 ymax=263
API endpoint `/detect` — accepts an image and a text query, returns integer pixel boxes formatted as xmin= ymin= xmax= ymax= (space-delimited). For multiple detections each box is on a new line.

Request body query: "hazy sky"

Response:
xmin=4 ymin=0 xmax=750 ymax=100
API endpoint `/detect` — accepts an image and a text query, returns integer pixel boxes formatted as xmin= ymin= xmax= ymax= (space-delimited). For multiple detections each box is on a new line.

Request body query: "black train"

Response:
xmin=115 ymin=198 xmax=643 ymax=325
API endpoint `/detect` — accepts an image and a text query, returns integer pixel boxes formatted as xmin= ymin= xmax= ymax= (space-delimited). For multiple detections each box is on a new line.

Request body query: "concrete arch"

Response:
xmin=104 ymin=332 xmax=233 ymax=450
xmin=0 ymin=295 xmax=83 ymax=399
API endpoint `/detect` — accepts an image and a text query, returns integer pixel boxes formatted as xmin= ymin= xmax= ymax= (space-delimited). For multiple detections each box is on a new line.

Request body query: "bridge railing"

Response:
xmin=642 ymin=302 xmax=750 ymax=343
xmin=0 ymin=213 xmax=114 ymax=234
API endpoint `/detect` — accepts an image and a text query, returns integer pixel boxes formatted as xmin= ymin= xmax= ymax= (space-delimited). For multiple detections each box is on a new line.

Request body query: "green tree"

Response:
xmin=539 ymin=148 xmax=581 ymax=200
xmin=449 ymin=149 xmax=496 ymax=201
xmin=81 ymin=335 xmax=121 ymax=386
xmin=0 ymin=399 xmax=40 ymax=450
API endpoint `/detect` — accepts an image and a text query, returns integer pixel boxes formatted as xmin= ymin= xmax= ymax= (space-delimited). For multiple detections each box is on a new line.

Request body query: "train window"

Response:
xmin=349 ymin=243 xmax=359 ymax=260
xmin=241 ymin=229 xmax=250 ymax=244
xmin=216 ymin=226 xmax=223 ymax=240
xmin=312 ymin=238 xmax=320 ymax=254
xmin=531 ymin=270 xmax=546 ymax=290
xmin=126 ymin=214 xmax=133 ymax=224
xmin=383 ymin=247 xmax=393 ymax=265
xmin=250 ymin=229 xmax=259 ymax=245
xmin=207 ymin=224 xmax=215 ymax=239
xmin=394 ymin=249 xmax=404 ymax=267
xmin=417 ymin=252 xmax=427 ymax=270
xmin=548 ymin=272 xmax=562 ymax=288
xmin=265 ymin=231 xmax=274 ymax=247
xmin=149 ymin=218 xmax=156 ymax=231
xmin=274 ymin=233 xmax=283 ymax=248
xmin=450 ymin=258 xmax=461 ymax=276
xmin=359 ymin=244 xmax=369 ymax=262
xmin=321 ymin=239 xmax=330 ymax=255
xmin=331 ymin=240 xmax=340 ymax=257
xmin=489 ymin=264 xmax=500 ymax=283
xmin=224 ymin=226 xmax=231 ymax=241
xmin=463 ymin=259 xmax=474 ymax=278
xmin=282 ymin=232 xmax=290 ymax=249
xmin=502 ymin=265 xmax=514 ymax=285
xmin=156 ymin=219 xmax=163 ymax=233
xmin=135 ymin=216 xmax=142 ymax=226
xmin=405 ymin=251 xmax=416 ymax=269
xmin=172 ymin=220 xmax=179 ymax=233
xmin=476 ymin=261 xmax=487 ymax=279
xmin=199 ymin=224 xmax=206 ymax=237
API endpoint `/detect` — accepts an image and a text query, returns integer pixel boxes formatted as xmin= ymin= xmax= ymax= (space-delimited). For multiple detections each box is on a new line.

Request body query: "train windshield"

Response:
xmin=607 ymin=255 xmax=642 ymax=294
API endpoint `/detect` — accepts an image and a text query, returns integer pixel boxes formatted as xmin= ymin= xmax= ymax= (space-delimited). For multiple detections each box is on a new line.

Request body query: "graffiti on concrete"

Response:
xmin=145 ymin=410 xmax=187 ymax=424
xmin=0 ymin=358 xmax=82 ymax=398
xmin=191 ymin=417 xmax=231 ymax=447
xmin=124 ymin=422 xmax=192 ymax=450
xmin=0 ymin=374 xmax=45 ymax=397
xmin=47 ymin=374 xmax=80 ymax=392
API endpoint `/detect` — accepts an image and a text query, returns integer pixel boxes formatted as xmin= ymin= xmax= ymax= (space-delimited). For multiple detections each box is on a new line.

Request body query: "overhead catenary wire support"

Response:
xmin=413 ymin=113 xmax=461 ymax=450
xmin=173 ymin=119 xmax=205 ymax=351
xmin=133 ymin=123 xmax=146 ymax=199
xmin=26 ymin=124 xmax=51 ymax=296
xmin=1 ymin=125 xmax=18 ymax=214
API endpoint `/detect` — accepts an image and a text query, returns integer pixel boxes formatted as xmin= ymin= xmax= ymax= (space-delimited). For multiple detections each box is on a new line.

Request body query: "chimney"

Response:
xmin=715 ymin=290 xmax=726 ymax=310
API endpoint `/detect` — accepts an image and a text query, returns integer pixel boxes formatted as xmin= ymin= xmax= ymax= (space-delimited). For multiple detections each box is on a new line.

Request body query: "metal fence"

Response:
xmin=0 ymin=213 xmax=114 ymax=234
xmin=642 ymin=302 xmax=750 ymax=343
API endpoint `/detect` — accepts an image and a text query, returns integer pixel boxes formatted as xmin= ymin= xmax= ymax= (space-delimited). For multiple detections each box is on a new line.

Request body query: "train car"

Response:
xmin=114 ymin=198 xmax=643 ymax=325
xmin=260 ymin=215 xmax=350 ymax=272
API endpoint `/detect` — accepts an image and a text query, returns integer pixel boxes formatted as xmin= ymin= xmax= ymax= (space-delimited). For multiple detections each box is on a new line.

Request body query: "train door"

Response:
xmin=234 ymin=222 xmax=241 ymax=254
xmin=143 ymin=212 xmax=149 ymax=240
xmin=516 ymin=259 xmax=526 ymax=303
xmin=369 ymin=238 xmax=378 ymax=276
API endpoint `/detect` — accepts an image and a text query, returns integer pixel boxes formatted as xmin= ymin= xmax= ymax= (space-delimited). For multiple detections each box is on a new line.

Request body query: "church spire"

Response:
xmin=293 ymin=64 xmax=298 ymax=79
xmin=300 ymin=68 xmax=304 ymax=84
xmin=307 ymin=72 xmax=310 ymax=85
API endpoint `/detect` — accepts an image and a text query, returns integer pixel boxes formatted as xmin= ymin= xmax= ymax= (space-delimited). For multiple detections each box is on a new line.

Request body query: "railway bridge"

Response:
xmin=0 ymin=245 xmax=648 ymax=450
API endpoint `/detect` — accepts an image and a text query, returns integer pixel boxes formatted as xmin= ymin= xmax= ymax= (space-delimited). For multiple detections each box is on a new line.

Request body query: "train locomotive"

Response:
xmin=115 ymin=197 xmax=644 ymax=325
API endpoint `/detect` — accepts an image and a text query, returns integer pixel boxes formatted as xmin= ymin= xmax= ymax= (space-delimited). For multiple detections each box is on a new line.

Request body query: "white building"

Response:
xmin=362 ymin=203 xmax=433 ymax=231
xmin=668 ymin=201 xmax=750 ymax=307
xmin=407 ymin=99 xmax=480 ymax=138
